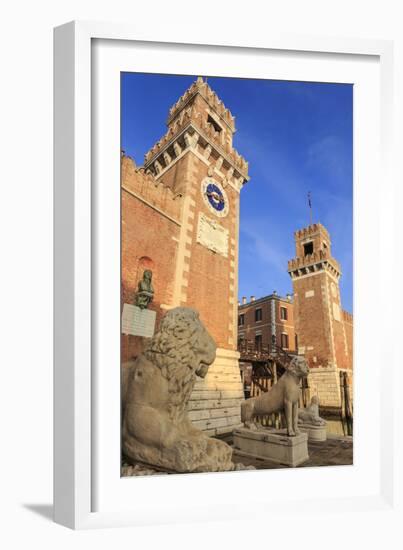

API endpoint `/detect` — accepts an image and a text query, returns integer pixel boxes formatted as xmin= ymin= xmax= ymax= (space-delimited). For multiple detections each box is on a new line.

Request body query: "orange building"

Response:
xmin=121 ymin=77 xmax=249 ymax=435
xmin=238 ymin=293 xmax=297 ymax=353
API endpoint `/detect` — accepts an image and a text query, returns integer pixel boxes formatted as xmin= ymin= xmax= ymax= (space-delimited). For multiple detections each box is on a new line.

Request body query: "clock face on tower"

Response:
xmin=201 ymin=179 xmax=229 ymax=218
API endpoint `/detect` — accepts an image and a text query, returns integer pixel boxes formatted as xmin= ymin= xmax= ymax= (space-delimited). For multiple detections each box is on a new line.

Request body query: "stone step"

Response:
xmin=187 ymin=398 xmax=243 ymax=411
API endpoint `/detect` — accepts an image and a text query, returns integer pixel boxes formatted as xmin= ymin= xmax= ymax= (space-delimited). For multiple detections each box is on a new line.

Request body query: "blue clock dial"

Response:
xmin=206 ymin=183 xmax=225 ymax=211
xmin=201 ymin=179 xmax=229 ymax=218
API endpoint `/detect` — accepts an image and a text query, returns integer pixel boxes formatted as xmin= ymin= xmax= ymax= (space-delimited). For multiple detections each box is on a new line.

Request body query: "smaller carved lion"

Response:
xmin=241 ymin=356 xmax=309 ymax=436
xmin=298 ymin=396 xmax=326 ymax=426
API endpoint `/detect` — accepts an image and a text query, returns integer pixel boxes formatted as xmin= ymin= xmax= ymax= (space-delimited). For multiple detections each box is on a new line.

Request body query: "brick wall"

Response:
xmin=343 ymin=310 xmax=353 ymax=369
xmin=293 ymin=273 xmax=334 ymax=368
xmin=121 ymin=156 xmax=182 ymax=361
xmin=162 ymin=152 xmax=238 ymax=350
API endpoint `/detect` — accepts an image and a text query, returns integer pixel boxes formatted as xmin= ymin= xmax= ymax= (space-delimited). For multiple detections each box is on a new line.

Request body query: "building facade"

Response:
xmin=288 ymin=223 xmax=353 ymax=409
xmin=236 ymin=222 xmax=353 ymax=411
xmin=121 ymin=77 xmax=249 ymax=435
xmin=237 ymin=293 xmax=297 ymax=354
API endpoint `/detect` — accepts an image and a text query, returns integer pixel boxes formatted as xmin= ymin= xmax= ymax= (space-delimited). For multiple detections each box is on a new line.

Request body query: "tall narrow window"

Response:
xmin=255 ymin=334 xmax=262 ymax=351
xmin=280 ymin=306 xmax=288 ymax=320
xmin=281 ymin=333 xmax=289 ymax=349
xmin=238 ymin=314 xmax=245 ymax=326
xmin=255 ymin=308 xmax=262 ymax=322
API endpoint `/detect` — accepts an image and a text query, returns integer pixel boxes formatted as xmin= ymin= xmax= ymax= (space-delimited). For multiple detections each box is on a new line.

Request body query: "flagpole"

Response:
xmin=308 ymin=192 xmax=312 ymax=225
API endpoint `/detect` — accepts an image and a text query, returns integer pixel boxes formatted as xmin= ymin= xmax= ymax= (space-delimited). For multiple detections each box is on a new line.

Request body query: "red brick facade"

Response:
xmin=121 ymin=154 xmax=182 ymax=361
xmin=288 ymin=223 xmax=353 ymax=373
xmin=121 ymin=77 xmax=249 ymax=434
xmin=287 ymin=223 xmax=353 ymax=408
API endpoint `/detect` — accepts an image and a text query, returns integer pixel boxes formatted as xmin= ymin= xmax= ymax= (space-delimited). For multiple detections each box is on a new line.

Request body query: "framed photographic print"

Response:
xmin=54 ymin=21 xmax=395 ymax=529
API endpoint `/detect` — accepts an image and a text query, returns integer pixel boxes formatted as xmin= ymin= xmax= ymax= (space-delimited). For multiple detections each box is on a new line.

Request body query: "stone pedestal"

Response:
xmin=233 ymin=427 xmax=309 ymax=467
xmin=298 ymin=422 xmax=327 ymax=442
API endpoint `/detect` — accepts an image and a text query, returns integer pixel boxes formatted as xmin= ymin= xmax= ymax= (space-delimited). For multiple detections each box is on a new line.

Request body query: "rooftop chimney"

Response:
xmin=242 ymin=296 xmax=247 ymax=305
xmin=250 ymin=295 xmax=255 ymax=302
xmin=273 ymin=290 xmax=277 ymax=296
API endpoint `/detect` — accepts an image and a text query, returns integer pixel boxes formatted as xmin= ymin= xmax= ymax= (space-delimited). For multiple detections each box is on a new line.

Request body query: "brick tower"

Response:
xmin=121 ymin=77 xmax=249 ymax=434
xmin=287 ymin=223 xmax=353 ymax=409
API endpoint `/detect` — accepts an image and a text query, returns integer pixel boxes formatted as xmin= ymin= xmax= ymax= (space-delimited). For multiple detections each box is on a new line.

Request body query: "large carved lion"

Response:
xmin=122 ymin=307 xmax=233 ymax=473
xmin=241 ymin=356 xmax=309 ymax=436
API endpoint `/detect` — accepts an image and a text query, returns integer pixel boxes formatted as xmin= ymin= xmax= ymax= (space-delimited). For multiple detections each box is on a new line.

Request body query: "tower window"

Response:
xmin=303 ymin=241 xmax=314 ymax=256
xmin=238 ymin=314 xmax=245 ymax=326
xmin=255 ymin=308 xmax=262 ymax=322
xmin=207 ymin=114 xmax=222 ymax=133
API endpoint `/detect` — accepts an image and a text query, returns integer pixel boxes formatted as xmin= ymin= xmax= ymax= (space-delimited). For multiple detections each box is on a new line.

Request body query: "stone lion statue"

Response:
xmin=298 ymin=395 xmax=326 ymax=426
xmin=241 ymin=356 xmax=309 ymax=437
xmin=122 ymin=307 xmax=233 ymax=473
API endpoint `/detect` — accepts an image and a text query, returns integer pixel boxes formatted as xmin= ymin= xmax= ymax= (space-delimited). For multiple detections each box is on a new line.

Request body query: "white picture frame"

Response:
xmin=54 ymin=21 xmax=395 ymax=530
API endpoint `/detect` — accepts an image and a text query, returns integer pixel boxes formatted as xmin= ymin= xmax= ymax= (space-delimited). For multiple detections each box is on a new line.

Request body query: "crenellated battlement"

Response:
xmin=288 ymin=222 xmax=340 ymax=279
xmin=294 ymin=223 xmax=330 ymax=242
xmin=143 ymin=77 xmax=249 ymax=190
xmin=342 ymin=310 xmax=353 ymax=324
xmin=288 ymin=249 xmax=337 ymax=269
xmin=121 ymin=154 xmax=182 ymax=223
xmin=167 ymin=76 xmax=236 ymax=132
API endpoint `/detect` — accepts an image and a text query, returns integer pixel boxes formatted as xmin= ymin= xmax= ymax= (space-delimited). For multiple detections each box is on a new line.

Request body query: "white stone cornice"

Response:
xmin=144 ymin=122 xmax=249 ymax=183
xmin=288 ymin=267 xmax=340 ymax=285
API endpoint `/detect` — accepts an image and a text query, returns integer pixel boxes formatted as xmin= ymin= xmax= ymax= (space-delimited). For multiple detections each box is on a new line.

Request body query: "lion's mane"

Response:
xmin=143 ymin=308 xmax=214 ymax=418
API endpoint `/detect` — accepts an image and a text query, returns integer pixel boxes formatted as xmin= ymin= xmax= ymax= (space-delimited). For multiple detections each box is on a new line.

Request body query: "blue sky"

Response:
xmin=121 ymin=73 xmax=353 ymax=313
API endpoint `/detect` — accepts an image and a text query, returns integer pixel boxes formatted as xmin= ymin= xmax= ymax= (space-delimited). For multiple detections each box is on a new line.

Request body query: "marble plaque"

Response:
xmin=122 ymin=304 xmax=156 ymax=337
xmin=196 ymin=213 xmax=229 ymax=257
xmin=332 ymin=302 xmax=341 ymax=321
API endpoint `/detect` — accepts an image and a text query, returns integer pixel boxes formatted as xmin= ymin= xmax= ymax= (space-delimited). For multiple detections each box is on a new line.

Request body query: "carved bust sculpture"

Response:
xmin=135 ymin=269 xmax=154 ymax=309
xmin=241 ymin=356 xmax=309 ymax=436
xmin=122 ymin=307 xmax=233 ymax=473
xmin=298 ymin=396 xmax=326 ymax=426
